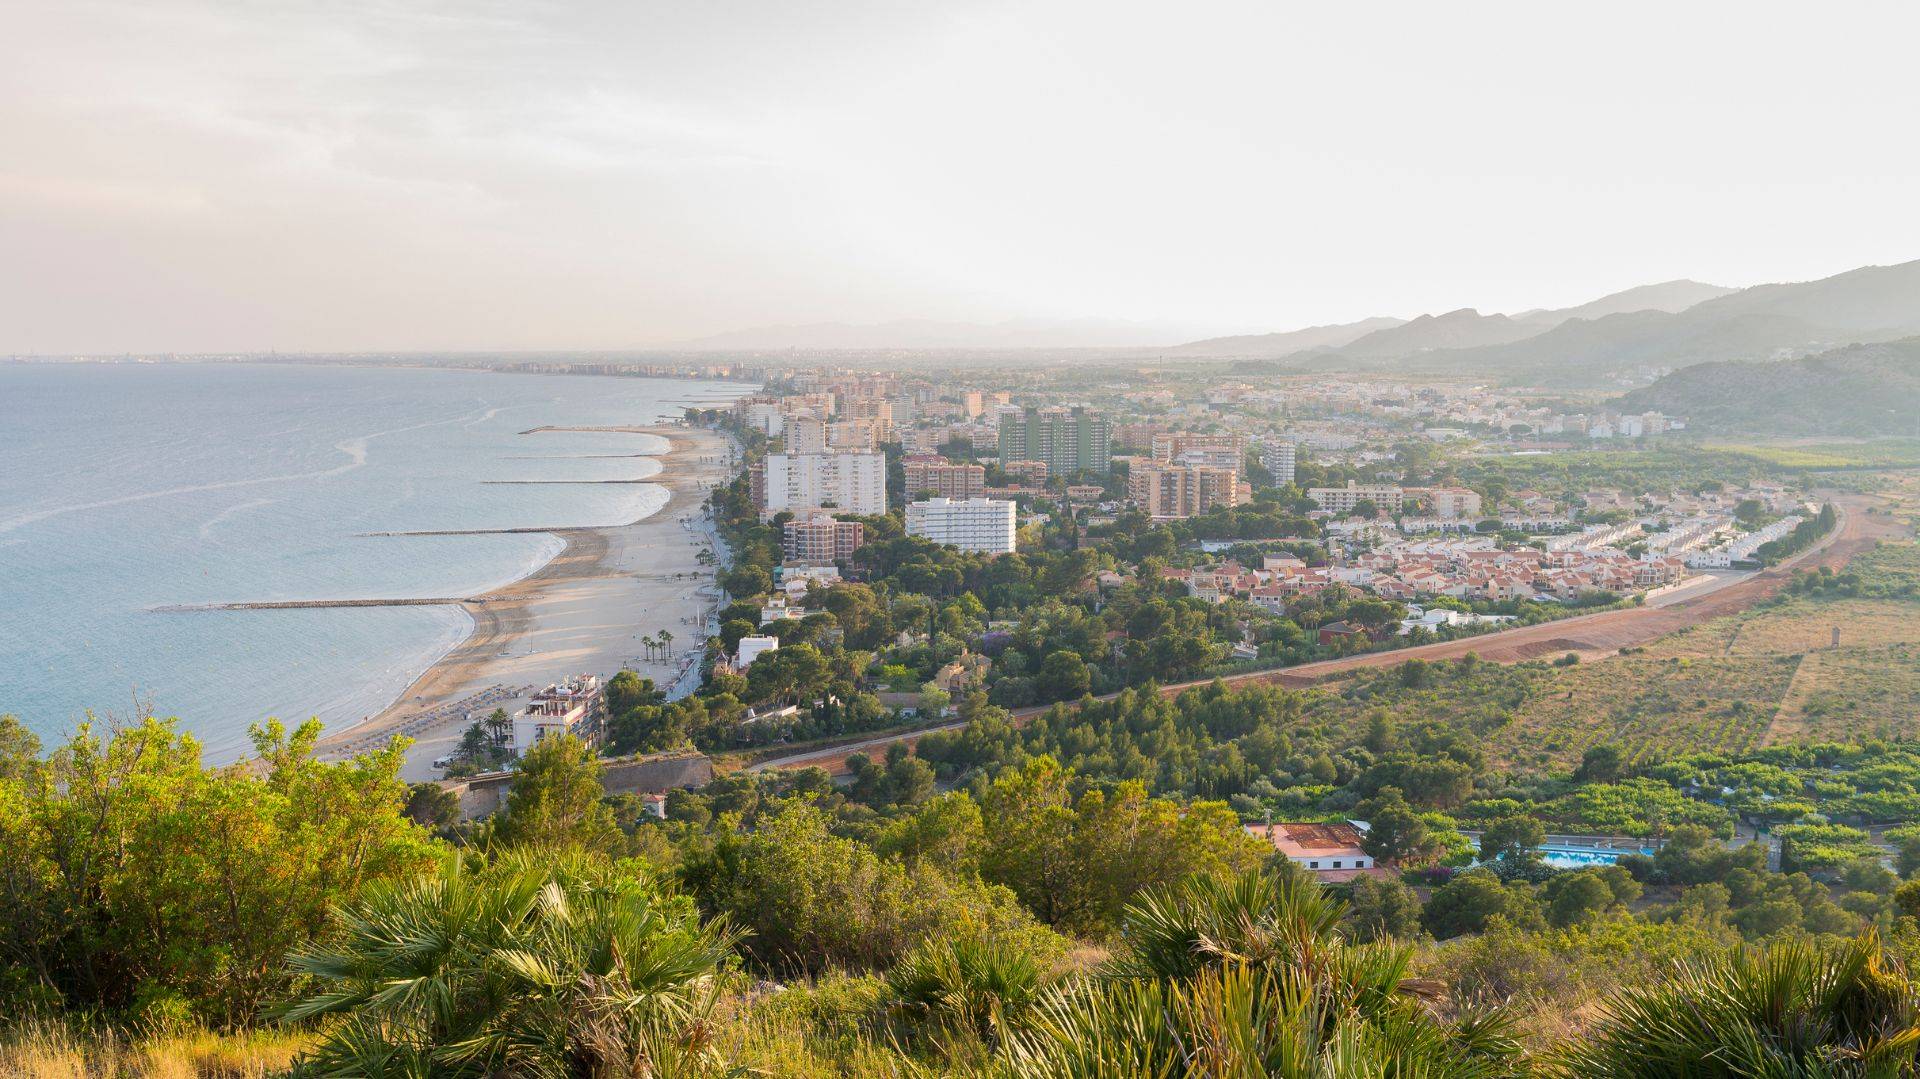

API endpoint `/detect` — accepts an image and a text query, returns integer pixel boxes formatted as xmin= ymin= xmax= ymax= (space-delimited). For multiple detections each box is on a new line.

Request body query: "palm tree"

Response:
xmin=278 ymin=851 xmax=744 ymax=1078
xmin=1003 ymin=869 xmax=1525 ymax=1078
xmin=1563 ymin=931 xmax=1920 ymax=1078
xmin=640 ymin=634 xmax=657 ymax=662
xmin=658 ymin=630 xmax=674 ymax=659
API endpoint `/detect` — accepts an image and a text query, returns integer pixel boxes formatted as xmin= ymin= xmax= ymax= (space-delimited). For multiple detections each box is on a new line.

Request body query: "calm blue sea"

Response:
xmin=0 ymin=362 xmax=747 ymax=760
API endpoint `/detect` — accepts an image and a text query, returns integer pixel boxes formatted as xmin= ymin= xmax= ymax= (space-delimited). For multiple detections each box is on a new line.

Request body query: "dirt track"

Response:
xmin=750 ymin=490 xmax=1898 ymax=776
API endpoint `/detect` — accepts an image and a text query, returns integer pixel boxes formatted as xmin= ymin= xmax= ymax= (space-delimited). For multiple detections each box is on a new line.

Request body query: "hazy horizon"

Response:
xmin=6 ymin=1 xmax=1920 ymax=354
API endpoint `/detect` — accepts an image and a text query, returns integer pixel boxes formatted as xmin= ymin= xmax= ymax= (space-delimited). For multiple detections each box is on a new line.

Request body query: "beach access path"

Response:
xmin=308 ymin=422 xmax=737 ymax=780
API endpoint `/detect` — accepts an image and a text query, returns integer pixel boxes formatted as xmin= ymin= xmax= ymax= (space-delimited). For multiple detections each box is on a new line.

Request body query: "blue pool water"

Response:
xmin=1537 ymin=845 xmax=1656 ymax=868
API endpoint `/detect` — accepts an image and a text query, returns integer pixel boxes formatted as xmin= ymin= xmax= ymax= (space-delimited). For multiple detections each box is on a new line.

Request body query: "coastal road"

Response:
xmin=747 ymin=489 xmax=1895 ymax=776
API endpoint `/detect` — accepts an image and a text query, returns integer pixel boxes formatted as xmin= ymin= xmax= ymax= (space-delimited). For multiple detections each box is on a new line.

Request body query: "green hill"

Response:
xmin=1617 ymin=337 xmax=1920 ymax=436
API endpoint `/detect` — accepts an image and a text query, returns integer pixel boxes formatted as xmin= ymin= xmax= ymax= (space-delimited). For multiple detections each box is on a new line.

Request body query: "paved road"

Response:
xmin=749 ymin=490 xmax=1894 ymax=776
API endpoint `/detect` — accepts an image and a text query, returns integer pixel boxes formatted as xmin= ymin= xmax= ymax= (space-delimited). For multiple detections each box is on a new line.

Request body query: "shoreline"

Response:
xmin=312 ymin=422 xmax=737 ymax=776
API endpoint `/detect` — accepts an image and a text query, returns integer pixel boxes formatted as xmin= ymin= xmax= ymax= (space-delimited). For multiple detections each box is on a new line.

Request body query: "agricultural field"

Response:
xmin=1769 ymin=643 xmax=1920 ymax=743
xmin=1646 ymin=596 xmax=1920 ymax=659
xmin=1708 ymin=439 xmax=1920 ymax=470
xmin=1480 ymin=483 xmax=1920 ymax=769
xmin=1492 ymin=653 xmax=1801 ymax=770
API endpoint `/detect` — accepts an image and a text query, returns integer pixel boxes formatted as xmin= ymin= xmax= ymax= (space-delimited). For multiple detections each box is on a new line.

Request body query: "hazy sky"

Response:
xmin=5 ymin=0 xmax=1919 ymax=353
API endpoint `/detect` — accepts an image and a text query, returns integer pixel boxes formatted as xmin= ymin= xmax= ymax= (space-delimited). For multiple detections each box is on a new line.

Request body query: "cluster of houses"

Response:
xmin=1164 ymin=538 xmax=1686 ymax=616
xmin=1352 ymin=539 xmax=1687 ymax=602
xmin=1686 ymin=514 xmax=1805 ymax=569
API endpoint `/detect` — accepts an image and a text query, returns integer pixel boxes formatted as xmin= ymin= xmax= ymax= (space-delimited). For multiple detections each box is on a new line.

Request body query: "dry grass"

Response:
xmin=1767 ymin=642 xmax=1920 ymax=743
xmin=1494 ymin=653 xmax=1801 ymax=769
xmin=0 ymin=1022 xmax=307 ymax=1079
xmin=1647 ymin=597 xmax=1920 ymax=659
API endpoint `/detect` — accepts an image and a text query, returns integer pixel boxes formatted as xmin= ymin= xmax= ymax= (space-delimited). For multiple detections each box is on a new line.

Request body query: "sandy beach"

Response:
xmin=311 ymin=422 xmax=737 ymax=780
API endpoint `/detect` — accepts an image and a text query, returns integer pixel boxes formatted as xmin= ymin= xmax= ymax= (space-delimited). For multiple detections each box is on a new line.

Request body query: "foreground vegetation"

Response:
xmin=13 ymin=697 xmax=1920 ymax=1075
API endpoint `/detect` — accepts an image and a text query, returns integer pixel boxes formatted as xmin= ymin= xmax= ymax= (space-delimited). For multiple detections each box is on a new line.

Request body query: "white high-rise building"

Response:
xmin=906 ymin=497 xmax=1017 ymax=554
xmin=1261 ymin=437 xmax=1297 ymax=487
xmin=761 ymin=453 xmax=887 ymax=518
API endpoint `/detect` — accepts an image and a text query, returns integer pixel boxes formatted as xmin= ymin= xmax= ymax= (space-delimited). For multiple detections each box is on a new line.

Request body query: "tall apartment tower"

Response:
xmin=1129 ymin=463 xmax=1250 ymax=520
xmin=760 ymin=453 xmax=888 ymax=518
xmin=1261 ymin=437 xmax=1297 ymax=487
xmin=996 ymin=405 xmax=1111 ymax=476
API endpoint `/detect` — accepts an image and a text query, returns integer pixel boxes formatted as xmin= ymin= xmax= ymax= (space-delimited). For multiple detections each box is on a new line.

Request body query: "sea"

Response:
xmin=0 ymin=362 xmax=748 ymax=761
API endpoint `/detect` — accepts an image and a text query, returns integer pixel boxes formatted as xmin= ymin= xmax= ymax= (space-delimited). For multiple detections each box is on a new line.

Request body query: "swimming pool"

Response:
xmin=1537 ymin=845 xmax=1655 ymax=868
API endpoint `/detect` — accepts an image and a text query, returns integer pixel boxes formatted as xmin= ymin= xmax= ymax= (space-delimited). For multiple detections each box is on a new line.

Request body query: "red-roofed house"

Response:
xmin=1245 ymin=822 xmax=1393 ymax=883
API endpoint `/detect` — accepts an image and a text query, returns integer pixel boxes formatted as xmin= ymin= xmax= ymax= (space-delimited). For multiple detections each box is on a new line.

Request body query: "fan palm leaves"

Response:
xmin=278 ymin=851 xmax=745 ymax=1078
xmin=1003 ymin=963 xmax=1523 ymax=1079
xmin=1001 ymin=870 xmax=1525 ymax=1078
xmin=1563 ymin=931 xmax=1920 ymax=1078
xmin=886 ymin=935 xmax=1055 ymax=1049
xmin=1103 ymin=869 xmax=1347 ymax=982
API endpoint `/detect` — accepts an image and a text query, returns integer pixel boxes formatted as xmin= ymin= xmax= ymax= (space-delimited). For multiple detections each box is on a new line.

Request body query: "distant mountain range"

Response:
xmin=1173 ymin=261 xmax=1920 ymax=387
xmin=1423 ymin=261 xmax=1920 ymax=384
xmin=1336 ymin=309 xmax=1541 ymax=358
xmin=1158 ymin=317 xmax=1405 ymax=358
xmin=1509 ymin=279 xmax=1739 ymax=327
xmin=666 ymin=317 xmax=1211 ymax=351
xmin=668 ymin=260 xmax=1920 ymax=387
xmin=1172 ymin=279 xmax=1737 ymax=360
xmin=1617 ymin=337 xmax=1920 ymax=437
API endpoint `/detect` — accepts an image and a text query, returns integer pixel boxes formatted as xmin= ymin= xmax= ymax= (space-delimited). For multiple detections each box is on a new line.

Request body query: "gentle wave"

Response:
xmin=0 ymin=406 xmax=490 ymax=536
xmin=198 ymin=498 xmax=281 ymax=540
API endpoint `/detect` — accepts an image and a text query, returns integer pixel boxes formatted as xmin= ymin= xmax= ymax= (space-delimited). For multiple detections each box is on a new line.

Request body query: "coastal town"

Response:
xmin=16 ymin=2 xmax=1920 ymax=1069
xmin=417 ymin=358 xmax=1843 ymax=845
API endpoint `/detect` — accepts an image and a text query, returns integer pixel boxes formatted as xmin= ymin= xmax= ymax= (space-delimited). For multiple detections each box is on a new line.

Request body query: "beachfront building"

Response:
xmin=759 ymin=452 xmax=887 ymax=518
xmin=906 ymin=497 xmax=1017 ymax=554
xmin=1128 ymin=461 xmax=1250 ymax=520
xmin=732 ymin=398 xmax=786 ymax=437
xmin=903 ymin=454 xmax=987 ymax=501
xmin=1308 ymin=481 xmax=1405 ymax=516
xmin=996 ymin=405 xmax=1111 ymax=475
xmin=759 ymin=595 xmax=805 ymax=623
xmin=737 ymin=636 xmax=779 ymax=667
xmin=782 ymin=513 xmax=866 ymax=562
xmin=511 ymin=674 xmax=604 ymax=756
